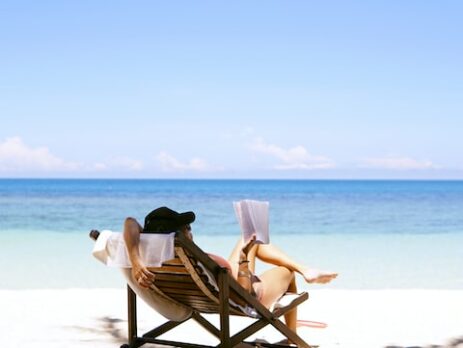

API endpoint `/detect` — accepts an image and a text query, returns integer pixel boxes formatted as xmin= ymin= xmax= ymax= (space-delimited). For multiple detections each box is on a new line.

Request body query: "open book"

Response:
xmin=233 ymin=200 xmax=270 ymax=244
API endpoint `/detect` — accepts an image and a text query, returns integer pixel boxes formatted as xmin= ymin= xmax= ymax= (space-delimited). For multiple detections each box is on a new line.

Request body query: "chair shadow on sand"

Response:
xmin=384 ymin=335 xmax=463 ymax=348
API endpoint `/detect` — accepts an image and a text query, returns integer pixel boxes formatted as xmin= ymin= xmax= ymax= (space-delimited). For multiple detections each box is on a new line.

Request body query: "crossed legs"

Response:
xmin=229 ymin=239 xmax=338 ymax=284
xmin=228 ymin=239 xmax=298 ymax=331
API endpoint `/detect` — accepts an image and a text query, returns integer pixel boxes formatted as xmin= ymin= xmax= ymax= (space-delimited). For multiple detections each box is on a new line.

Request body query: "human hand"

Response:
xmin=131 ymin=260 xmax=155 ymax=289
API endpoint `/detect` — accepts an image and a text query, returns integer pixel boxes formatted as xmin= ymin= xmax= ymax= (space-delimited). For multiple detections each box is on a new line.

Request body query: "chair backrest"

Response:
xmin=148 ymin=238 xmax=245 ymax=316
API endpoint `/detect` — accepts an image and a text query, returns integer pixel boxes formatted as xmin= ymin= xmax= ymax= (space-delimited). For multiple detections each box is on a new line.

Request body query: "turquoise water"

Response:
xmin=1 ymin=179 xmax=462 ymax=289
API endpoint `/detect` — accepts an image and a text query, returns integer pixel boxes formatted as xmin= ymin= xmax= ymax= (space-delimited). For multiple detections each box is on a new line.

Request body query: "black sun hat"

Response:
xmin=143 ymin=206 xmax=195 ymax=233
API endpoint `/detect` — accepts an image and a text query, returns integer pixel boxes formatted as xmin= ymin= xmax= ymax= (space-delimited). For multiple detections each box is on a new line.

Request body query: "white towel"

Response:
xmin=92 ymin=230 xmax=176 ymax=267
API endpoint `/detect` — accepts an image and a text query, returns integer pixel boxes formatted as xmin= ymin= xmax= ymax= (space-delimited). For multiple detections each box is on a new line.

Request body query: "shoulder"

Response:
xmin=207 ymin=253 xmax=232 ymax=272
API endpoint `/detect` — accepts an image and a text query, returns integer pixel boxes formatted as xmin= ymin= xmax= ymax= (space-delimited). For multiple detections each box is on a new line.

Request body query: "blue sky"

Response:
xmin=1 ymin=1 xmax=462 ymax=178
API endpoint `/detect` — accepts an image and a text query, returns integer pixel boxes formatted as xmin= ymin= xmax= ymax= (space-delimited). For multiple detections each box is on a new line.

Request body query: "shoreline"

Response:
xmin=3 ymin=232 xmax=463 ymax=290
xmin=2 ymin=288 xmax=462 ymax=348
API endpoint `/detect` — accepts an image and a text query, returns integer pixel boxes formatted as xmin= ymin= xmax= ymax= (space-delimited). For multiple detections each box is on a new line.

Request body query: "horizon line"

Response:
xmin=1 ymin=177 xmax=462 ymax=181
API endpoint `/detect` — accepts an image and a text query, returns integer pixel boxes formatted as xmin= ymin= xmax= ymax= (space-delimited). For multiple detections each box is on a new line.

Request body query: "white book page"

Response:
xmin=233 ymin=200 xmax=269 ymax=244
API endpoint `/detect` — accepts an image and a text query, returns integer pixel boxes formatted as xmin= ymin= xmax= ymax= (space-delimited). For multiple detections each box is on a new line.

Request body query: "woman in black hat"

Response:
xmin=123 ymin=207 xmax=337 ymax=333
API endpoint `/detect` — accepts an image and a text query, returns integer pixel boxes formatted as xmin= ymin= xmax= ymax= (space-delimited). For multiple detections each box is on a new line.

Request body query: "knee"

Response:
xmin=284 ymin=268 xmax=297 ymax=292
xmin=279 ymin=266 xmax=295 ymax=281
xmin=286 ymin=267 xmax=296 ymax=283
xmin=289 ymin=269 xmax=296 ymax=282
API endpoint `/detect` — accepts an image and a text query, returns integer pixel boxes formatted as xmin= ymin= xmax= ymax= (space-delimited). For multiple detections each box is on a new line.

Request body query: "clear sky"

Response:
xmin=1 ymin=1 xmax=462 ymax=179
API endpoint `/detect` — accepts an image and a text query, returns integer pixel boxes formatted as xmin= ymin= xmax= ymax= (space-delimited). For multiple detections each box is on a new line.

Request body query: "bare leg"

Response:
xmin=259 ymin=266 xmax=297 ymax=331
xmin=285 ymin=272 xmax=298 ymax=331
xmin=227 ymin=237 xmax=243 ymax=275
xmin=230 ymin=238 xmax=299 ymax=331
xmin=228 ymin=237 xmax=258 ymax=277
xmin=255 ymin=243 xmax=338 ymax=284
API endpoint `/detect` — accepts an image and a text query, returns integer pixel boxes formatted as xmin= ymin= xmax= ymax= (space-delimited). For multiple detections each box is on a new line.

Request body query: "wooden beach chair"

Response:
xmin=119 ymin=232 xmax=312 ymax=348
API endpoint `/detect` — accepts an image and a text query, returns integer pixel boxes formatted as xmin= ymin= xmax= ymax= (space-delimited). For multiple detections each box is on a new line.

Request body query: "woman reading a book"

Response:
xmin=124 ymin=206 xmax=337 ymax=333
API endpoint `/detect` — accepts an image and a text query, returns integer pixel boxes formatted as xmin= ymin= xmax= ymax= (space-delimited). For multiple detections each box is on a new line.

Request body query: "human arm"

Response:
xmin=123 ymin=217 xmax=155 ymax=288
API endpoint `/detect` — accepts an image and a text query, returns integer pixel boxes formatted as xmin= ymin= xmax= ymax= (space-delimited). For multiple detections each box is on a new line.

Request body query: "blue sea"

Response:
xmin=1 ymin=179 xmax=462 ymax=290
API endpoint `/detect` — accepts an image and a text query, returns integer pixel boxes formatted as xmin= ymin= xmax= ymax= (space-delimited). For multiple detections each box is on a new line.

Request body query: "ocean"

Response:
xmin=1 ymin=179 xmax=462 ymax=290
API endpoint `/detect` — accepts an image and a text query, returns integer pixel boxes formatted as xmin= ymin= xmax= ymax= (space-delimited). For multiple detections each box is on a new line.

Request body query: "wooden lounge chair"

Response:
xmin=92 ymin=231 xmax=312 ymax=348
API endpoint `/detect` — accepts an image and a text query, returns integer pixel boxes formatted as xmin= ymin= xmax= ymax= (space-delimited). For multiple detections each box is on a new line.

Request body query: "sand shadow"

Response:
xmin=65 ymin=316 xmax=125 ymax=343
xmin=384 ymin=335 xmax=463 ymax=348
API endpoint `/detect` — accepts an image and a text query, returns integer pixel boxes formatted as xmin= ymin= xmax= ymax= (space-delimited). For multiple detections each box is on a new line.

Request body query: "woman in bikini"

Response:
xmin=123 ymin=209 xmax=337 ymax=333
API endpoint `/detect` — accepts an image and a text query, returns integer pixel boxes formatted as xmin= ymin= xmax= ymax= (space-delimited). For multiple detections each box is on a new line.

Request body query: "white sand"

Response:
xmin=1 ymin=289 xmax=462 ymax=348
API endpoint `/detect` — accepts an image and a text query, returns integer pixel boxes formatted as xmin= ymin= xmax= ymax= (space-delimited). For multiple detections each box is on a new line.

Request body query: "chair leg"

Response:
xmin=142 ymin=318 xmax=188 ymax=339
xmin=192 ymin=312 xmax=221 ymax=338
xmin=127 ymin=285 xmax=139 ymax=347
xmin=230 ymin=319 xmax=268 ymax=346
xmin=269 ymin=319 xmax=311 ymax=348
xmin=218 ymin=270 xmax=231 ymax=348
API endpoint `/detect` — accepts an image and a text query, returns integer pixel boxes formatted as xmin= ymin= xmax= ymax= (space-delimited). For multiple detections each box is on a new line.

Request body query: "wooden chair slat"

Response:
xmin=161 ymin=258 xmax=183 ymax=266
xmin=149 ymin=266 xmax=190 ymax=274
xmin=154 ymin=280 xmax=199 ymax=290
xmin=153 ymin=273 xmax=208 ymax=283
xmin=158 ymin=287 xmax=206 ymax=296
xmin=166 ymin=290 xmax=211 ymax=299
xmin=175 ymin=247 xmax=220 ymax=305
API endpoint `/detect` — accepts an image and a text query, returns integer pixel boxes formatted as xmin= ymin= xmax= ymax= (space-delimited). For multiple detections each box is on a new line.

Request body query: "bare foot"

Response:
xmin=302 ymin=269 xmax=338 ymax=284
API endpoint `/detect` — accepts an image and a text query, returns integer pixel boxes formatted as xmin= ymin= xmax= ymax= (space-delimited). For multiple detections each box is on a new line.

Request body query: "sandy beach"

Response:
xmin=2 ymin=288 xmax=462 ymax=348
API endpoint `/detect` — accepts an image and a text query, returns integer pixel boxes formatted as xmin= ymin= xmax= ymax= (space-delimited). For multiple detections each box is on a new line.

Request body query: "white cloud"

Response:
xmin=156 ymin=151 xmax=219 ymax=172
xmin=105 ymin=157 xmax=144 ymax=171
xmin=92 ymin=163 xmax=108 ymax=171
xmin=360 ymin=156 xmax=438 ymax=170
xmin=0 ymin=136 xmax=80 ymax=173
xmin=0 ymin=137 xmax=145 ymax=175
xmin=250 ymin=138 xmax=335 ymax=170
